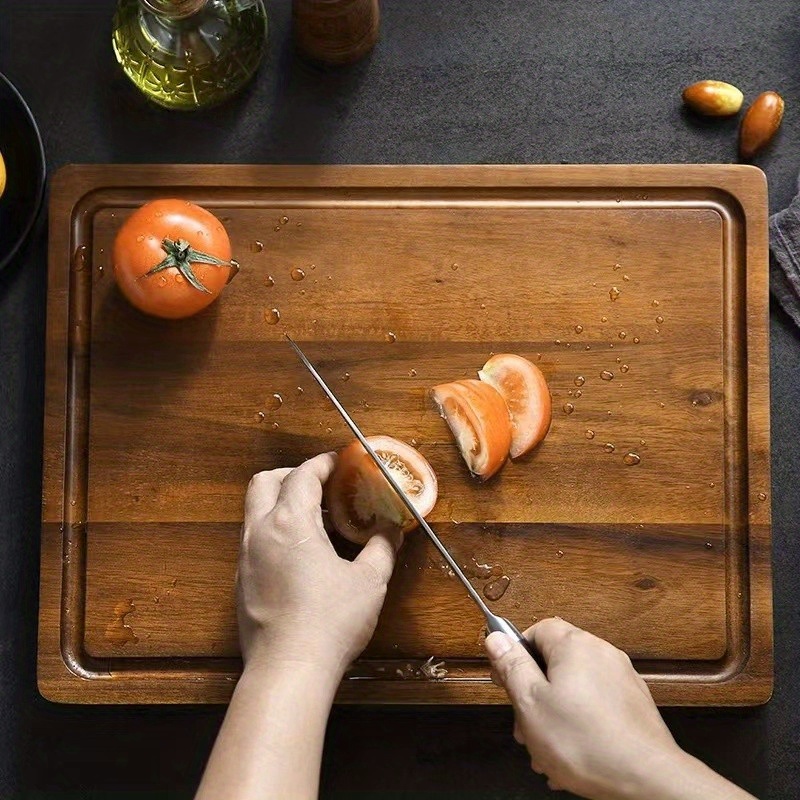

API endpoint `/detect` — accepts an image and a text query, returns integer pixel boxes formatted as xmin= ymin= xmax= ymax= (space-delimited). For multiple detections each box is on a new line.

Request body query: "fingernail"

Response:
xmin=485 ymin=632 xmax=514 ymax=659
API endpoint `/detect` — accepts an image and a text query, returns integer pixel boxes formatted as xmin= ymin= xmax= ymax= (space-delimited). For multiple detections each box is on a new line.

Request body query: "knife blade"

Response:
xmin=285 ymin=334 xmax=546 ymax=673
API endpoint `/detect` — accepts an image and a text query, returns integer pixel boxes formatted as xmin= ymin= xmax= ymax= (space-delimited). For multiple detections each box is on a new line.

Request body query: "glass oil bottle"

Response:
xmin=112 ymin=0 xmax=268 ymax=110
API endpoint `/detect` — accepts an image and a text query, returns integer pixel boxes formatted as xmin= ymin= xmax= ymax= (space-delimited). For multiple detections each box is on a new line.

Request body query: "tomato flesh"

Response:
xmin=325 ymin=435 xmax=438 ymax=545
xmin=478 ymin=354 xmax=551 ymax=458
xmin=112 ymin=199 xmax=234 ymax=319
xmin=431 ymin=379 xmax=511 ymax=480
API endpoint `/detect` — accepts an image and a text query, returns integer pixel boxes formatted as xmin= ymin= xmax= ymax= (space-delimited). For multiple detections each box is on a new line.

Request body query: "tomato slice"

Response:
xmin=431 ymin=379 xmax=512 ymax=480
xmin=325 ymin=435 xmax=438 ymax=545
xmin=478 ymin=354 xmax=551 ymax=458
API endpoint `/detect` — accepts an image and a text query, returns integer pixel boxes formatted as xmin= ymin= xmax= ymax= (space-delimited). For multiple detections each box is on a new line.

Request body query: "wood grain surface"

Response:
xmin=38 ymin=165 xmax=772 ymax=704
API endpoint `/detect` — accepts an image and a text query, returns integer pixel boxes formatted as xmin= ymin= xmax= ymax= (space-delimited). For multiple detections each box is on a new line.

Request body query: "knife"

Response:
xmin=285 ymin=335 xmax=547 ymax=673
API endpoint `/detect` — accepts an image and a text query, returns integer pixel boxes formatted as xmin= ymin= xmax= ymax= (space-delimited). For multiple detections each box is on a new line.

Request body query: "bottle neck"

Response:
xmin=140 ymin=0 xmax=208 ymax=19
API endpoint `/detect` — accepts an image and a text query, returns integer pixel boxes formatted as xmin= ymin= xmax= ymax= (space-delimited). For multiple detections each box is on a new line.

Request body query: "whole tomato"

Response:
xmin=112 ymin=199 xmax=237 ymax=319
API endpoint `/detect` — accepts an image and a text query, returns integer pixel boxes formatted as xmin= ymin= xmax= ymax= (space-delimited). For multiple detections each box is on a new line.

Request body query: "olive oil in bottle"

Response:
xmin=112 ymin=0 xmax=268 ymax=110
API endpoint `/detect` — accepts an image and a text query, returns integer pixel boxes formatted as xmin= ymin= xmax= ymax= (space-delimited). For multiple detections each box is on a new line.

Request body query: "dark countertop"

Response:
xmin=2 ymin=1 xmax=799 ymax=798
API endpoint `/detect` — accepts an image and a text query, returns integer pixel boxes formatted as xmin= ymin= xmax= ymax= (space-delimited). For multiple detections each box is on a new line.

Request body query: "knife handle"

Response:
xmin=487 ymin=614 xmax=548 ymax=674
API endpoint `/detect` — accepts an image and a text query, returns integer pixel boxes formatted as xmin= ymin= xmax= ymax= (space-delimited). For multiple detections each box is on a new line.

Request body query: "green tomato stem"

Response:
xmin=142 ymin=238 xmax=236 ymax=294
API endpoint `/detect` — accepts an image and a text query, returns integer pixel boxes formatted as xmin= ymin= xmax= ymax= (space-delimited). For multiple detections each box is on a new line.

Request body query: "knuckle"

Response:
xmin=246 ymin=471 xmax=269 ymax=493
xmin=500 ymin=653 xmax=532 ymax=686
xmin=268 ymin=504 xmax=295 ymax=531
xmin=359 ymin=560 xmax=389 ymax=591
xmin=613 ymin=646 xmax=634 ymax=668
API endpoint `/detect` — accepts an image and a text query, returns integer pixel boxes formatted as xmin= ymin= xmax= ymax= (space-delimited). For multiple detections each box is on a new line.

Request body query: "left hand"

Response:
xmin=238 ymin=452 xmax=400 ymax=675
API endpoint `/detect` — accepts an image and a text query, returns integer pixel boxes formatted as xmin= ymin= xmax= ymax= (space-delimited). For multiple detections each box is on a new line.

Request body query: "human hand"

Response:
xmin=238 ymin=452 xmax=400 ymax=676
xmin=485 ymin=619 xmax=681 ymax=800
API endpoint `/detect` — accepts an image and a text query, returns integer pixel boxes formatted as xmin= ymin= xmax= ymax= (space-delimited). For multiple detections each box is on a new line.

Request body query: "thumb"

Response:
xmin=485 ymin=632 xmax=547 ymax=701
xmin=354 ymin=530 xmax=401 ymax=586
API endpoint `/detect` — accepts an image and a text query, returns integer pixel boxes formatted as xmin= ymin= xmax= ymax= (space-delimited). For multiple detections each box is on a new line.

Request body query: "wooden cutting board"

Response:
xmin=39 ymin=165 xmax=772 ymax=705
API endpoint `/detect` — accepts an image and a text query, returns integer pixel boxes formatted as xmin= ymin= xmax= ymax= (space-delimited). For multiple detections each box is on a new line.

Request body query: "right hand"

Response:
xmin=485 ymin=619 xmax=681 ymax=800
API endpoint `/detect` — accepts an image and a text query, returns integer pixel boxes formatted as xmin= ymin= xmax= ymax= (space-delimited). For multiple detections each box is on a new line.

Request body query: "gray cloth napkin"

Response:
xmin=770 ymin=191 xmax=800 ymax=327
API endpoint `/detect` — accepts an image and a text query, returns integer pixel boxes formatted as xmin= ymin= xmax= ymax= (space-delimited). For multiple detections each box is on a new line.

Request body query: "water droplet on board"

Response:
xmin=601 ymin=316 xmax=608 ymax=323
xmin=618 ymin=331 xmax=627 ymax=339
xmin=615 ymin=356 xmax=622 ymax=363
xmin=603 ymin=443 xmax=615 ymax=453
xmin=623 ymin=274 xmax=630 ymax=282
xmin=72 ymin=245 xmax=87 ymax=272
xmin=342 ymin=372 xmax=350 ymax=382
xmin=105 ymin=599 xmax=139 ymax=646
xmin=609 ymin=287 xmax=620 ymax=301
xmin=758 ymin=492 xmax=767 ymax=501
xmin=555 ymin=339 xmax=561 ymax=345
xmin=272 ymin=421 xmax=280 ymax=430
xmin=709 ymin=481 xmax=716 ymax=488
xmin=705 ymin=541 xmax=713 ymax=549
xmin=451 ymin=263 xmax=459 ymax=271
xmin=281 ymin=216 xmax=289 ymax=225
xmin=480 ymin=303 xmax=486 ymax=310
xmin=136 ymin=235 xmax=145 ymax=243
xmin=574 ymin=389 xmax=582 ymax=398
xmin=385 ymin=331 xmax=397 ymax=343
xmin=175 ymin=274 xmax=184 ymax=283
xmin=652 ymin=299 xmax=660 ymax=307
xmin=274 ymin=225 xmax=281 ymax=232
xmin=290 ymin=268 xmax=305 ymax=281
xmin=296 ymin=386 xmax=304 ymax=395
xmin=556 ymin=550 xmax=564 ymax=558
xmin=473 ymin=561 xmax=497 ymax=579
xmin=563 ymin=402 xmax=575 ymax=415
xmin=613 ymin=263 xmax=622 ymax=271
xmin=251 ymin=240 xmax=264 ymax=253
xmin=623 ymin=452 xmax=641 ymax=466
xmin=621 ymin=364 xmax=630 ymax=373
xmin=574 ymin=324 xmax=584 ymax=334
xmin=255 ymin=411 xmax=266 ymax=422
xmin=633 ymin=337 xmax=640 ymax=344
xmin=265 ymin=275 xmax=275 ymax=287
xmin=601 ymin=370 xmax=614 ymax=381
xmin=264 ymin=308 xmax=281 ymax=325
xmin=656 ymin=315 xmax=664 ymax=324
xmin=659 ymin=401 xmax=665 ymax=408
xmin=585 ymin=429 xmax=595 ymax=439
xmin=267 ymin=393 xmax=283 ymax=411
xmin=483 ymin=576 xmax=510 ymax=601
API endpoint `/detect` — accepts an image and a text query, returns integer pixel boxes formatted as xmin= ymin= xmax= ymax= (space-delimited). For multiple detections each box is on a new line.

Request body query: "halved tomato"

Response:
xmin=478 ymin=354 xmax=551 ymax=458
xmin=325 ymin=435 xmax=438 ymax=545
xmin=431 ymin=379 xmax=512 ymax=480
